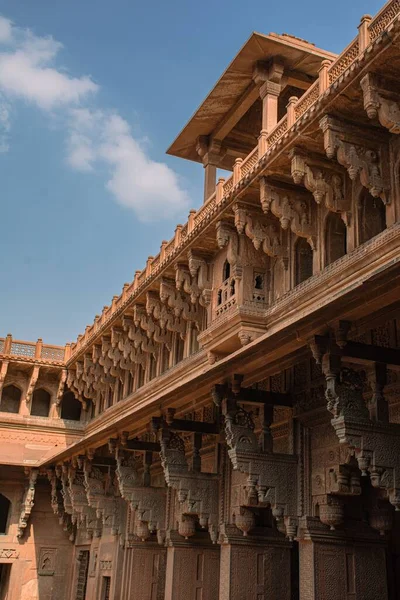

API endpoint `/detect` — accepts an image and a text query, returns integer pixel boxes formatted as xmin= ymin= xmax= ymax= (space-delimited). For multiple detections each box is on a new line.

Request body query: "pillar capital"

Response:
xmin=253 ymin=58 xmax=285 ymax=87
xmin=259 ymin=79 xmax=281 ymax=99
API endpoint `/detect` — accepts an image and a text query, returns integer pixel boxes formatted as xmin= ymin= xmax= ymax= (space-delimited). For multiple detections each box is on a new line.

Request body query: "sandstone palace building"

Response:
xmin=2 ymin=2 xmax=400 ymax=599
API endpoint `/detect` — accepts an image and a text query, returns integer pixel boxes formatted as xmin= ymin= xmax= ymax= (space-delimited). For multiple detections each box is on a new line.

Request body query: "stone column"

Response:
xmin=196 ymin=137 xmax=222 ymax=203
xmin=219 ymin=528 xmax=292 ymax=600
xmin=253 ymin=60 xmax=284 ymax=134
xmin=259 ymin=80 xmax=281 ymax=132
xmin=121 ymin=541 xmax=167 ymax=600
xmin=164 ymin=534 xmax=220 ymax=600
xmin=298 ymin=517 xmax=389 ymax=600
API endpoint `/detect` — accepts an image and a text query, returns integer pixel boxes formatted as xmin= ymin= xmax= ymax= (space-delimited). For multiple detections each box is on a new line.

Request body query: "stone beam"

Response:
xmin=212 ymin=81 xmax=260 ymax=142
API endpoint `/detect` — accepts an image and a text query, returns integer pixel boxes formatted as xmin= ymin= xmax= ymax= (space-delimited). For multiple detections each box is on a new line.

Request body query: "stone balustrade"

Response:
xmin=0 ymin=334 xmax=69 ymax=363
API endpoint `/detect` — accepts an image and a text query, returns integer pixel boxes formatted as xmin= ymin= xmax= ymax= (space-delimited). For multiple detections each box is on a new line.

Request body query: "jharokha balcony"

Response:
xmin=1 ymin=2 xmax=400 ymax=599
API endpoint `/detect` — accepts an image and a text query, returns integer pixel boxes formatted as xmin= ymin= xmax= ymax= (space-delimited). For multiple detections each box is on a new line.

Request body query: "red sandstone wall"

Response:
xmin=0 ymin=471 xmax=74 ymax=600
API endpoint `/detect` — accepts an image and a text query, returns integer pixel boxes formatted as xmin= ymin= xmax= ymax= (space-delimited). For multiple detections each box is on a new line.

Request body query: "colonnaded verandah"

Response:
xmin=1 ymin=2 xmax=400 ymax=599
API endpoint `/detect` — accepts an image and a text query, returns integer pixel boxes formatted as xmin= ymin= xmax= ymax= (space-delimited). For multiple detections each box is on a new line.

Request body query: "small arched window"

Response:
xmin=223 ymin=260 xmax=231 ymax=281
xmin=0 ymin=385 xmax=21 ymax=414
xmin=325 ymin=213 xmax=347 ymax=266
xmin=31 ymin=388 xmax=51 ymax=417
xmin=60 ymin=391 xmax=82 ymax=421
xmin=358 ymin=190 xmax=386 ymax=244
xmin=230 ymin=279 xmax=235 ymax=297
xmin=0 ymin=494 xmax=11 ymax=533
xmin=295 ymin=238 xmax=313 ymax=285
xmin=254 ymin=274 xmax=264 ymax=290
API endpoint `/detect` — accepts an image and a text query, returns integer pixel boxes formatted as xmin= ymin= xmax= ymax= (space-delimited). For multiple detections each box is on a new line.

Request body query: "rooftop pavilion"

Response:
xmin=168 ymin=32 xmax=336 ymax=200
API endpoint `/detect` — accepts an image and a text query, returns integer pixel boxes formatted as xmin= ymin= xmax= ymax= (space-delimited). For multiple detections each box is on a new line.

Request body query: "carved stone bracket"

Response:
xmin=320 ymin=115 xmax=388 ymax=201
xmin=260 ymin=178 xmax=317 ymax=249
xmin=188 ymin=250 xmax=212 ymax=307
xmin=0 ymin=359 xmax=9 ymax=395
xmin=83 ymin=461 xmax=120 ymax=535
xmin=290 ymin=148 xmax=349 ymax=216
xmin=25 ymin=366 xmax=40 ymax=404
xmin=222 ymin=402 xmax=298 ymax=539
xmin=17 ymin=469 xmax=38 ymax=539
xmin=56 ymin=369 xmax=67 ymax=406
xmin=159 ymin=279 xmax=200 ymax=331
xmin=115 ymin=450 xmax=166 ymax=544
xmin=216 ymin=221 xmax=240 ymax=275
xmin=314 ymin=337 xmax=400 ymax=513
xmin=233 ymin=203 xmax=288 ymax=266
xmin=64 ymin=466 xmax=102 ymax=539
xmin=160 ymin=430 xmax=219 ymax=543
xmin=333 ymin=416 xmax=400 ymax=512
xmin=47 ymin=469 xmax=75 ymax=541
xmin=360 ymin=73 xmax=400 ymax=134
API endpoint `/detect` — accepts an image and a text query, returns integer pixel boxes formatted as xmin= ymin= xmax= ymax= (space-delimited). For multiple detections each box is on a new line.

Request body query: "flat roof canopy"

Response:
xmin=167 ymin=32 xmax=337 ymax=164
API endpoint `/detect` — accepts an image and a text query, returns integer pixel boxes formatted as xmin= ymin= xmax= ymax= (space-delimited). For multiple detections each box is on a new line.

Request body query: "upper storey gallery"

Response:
xmin=1 ymin=1 xmax=400 ymax=423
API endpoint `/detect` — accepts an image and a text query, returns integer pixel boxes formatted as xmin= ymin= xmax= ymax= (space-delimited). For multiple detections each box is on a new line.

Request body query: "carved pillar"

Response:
xmin=197 ymin=137 xmax=222 ymax=203
xmin=253 ymin=60 xmax=284 ymax=133
xmin=121 ymin=537 xmax=166 ymax=600
xmin=115 ymin=448 xmax=168 ymax=600
xmin=297 ymin=517 xmax=388 ymax=600
xmin=164 ymin=543 xmax=220 ymax=600
xmin=219 ymin=534 xmax=291 ymax=600
xmin=214 ymin=386 xmax=295 ymax=599
xmin=158 ymin=427 xmax=221 ymax=600
xmin=17 ymin=468 xmax=38 ymax=538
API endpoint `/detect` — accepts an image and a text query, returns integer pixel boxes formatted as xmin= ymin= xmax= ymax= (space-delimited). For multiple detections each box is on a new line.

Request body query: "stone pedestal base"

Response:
xmin=121 ymin=543 xmax=166 ymax=600
xmin=164 ymin=537 xmax=220 ymax=600
xmin=219 ymin=530 xmax=292 ymax=600
xmin=298 ymin=518 xmax=388 ymax=600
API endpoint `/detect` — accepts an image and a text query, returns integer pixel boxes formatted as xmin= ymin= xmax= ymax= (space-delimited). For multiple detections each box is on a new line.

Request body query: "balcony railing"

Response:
xmin=68 ymin=0 xmax=400 ymax=360
xmin=0 ymin=335 xmax=68 ymax=363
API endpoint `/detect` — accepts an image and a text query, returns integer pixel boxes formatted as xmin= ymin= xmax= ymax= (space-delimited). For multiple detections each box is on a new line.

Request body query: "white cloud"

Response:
xmin=67 ymin=109 xmax=189 ymax=221
xmin=0 ymin=15 xmax=189 ymax=222
xmin=0 ymin=30 xmax=98 ymax=109
xmin=0 ymin=16 xmax=12 ymax=43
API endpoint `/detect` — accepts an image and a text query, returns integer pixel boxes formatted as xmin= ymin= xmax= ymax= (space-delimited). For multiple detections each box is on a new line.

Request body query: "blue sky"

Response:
xmin=0 ymin=0 xmax=384 ymax=344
